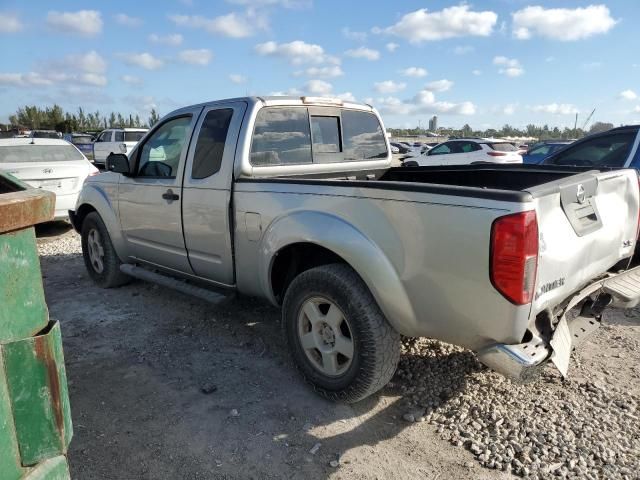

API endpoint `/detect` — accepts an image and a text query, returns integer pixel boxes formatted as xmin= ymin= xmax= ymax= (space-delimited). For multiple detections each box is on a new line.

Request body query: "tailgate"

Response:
xmin=531 ymin=169 xmax=639 ymax=314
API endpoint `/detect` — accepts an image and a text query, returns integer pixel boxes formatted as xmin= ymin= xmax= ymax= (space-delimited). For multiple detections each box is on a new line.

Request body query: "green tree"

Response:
xmin=148 ymin=108 xmax=160 ymax=127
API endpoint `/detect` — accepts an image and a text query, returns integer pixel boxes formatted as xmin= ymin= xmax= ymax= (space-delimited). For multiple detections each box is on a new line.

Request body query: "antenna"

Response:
xmin=581 ymin=108 xmax=596 ymax=131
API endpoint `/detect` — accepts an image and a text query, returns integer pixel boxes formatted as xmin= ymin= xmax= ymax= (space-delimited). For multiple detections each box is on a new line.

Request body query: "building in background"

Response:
xmin=428 ymin=115 xmax=438 ymax=132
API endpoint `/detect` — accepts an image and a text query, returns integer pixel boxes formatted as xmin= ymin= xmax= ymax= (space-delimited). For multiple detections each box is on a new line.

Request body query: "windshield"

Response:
xmin=72 ymin=136 xmax=93 ymax=145
xmin=0 ymin=144 xmax=85 ymax=163
xmin=489 ymin=142 xmax=517 ymax=152
xmin=124 ymin=131 xmax=146 ymax=142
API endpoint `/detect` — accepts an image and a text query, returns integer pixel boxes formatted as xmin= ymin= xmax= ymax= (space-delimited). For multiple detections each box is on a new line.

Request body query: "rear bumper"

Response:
xmin=477 ymin=265 xmax=640 ymax=381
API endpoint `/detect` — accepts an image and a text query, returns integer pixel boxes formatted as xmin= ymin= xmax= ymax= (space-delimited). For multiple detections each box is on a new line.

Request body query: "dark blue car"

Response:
xmin=64 ymin=133 xmax=94 ymax=161
xmin=542 ymin=125 xmax=640 ymax=169
xmin=522 ymin=140 xmax=572 ymax=164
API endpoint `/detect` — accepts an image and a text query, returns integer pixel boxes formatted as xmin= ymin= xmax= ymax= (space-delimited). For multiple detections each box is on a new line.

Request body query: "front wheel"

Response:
xmin=81 ymin=212 xmax=130 ymax=288
xmin=282 ymin=264 xmax=401 ymax=403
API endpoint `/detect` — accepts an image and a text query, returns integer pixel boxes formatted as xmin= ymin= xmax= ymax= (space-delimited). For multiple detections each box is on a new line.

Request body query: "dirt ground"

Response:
xmin=36 ymin=223 xmax=639 ymax=479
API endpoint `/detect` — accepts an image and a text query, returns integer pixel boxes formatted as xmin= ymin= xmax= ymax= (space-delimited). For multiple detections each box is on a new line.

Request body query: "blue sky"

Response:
xmin=0 ymin=1 xmax=638 ymax=129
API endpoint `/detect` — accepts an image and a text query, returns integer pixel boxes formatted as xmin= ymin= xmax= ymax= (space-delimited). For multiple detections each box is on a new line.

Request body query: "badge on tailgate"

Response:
xmin=559 ymin=177 xmax=602 ymax=237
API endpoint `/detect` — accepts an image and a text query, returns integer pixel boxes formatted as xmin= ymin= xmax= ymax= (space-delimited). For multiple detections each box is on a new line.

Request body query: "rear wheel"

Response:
xmin=81 ymin=212 xmax=130 ymax=288
xmin=282 ymin=264 xmax=401 ymax=403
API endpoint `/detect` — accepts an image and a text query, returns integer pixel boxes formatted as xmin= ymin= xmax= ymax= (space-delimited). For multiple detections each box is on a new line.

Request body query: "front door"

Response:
xmin=118 ymin=110 xmax=201 ymax=273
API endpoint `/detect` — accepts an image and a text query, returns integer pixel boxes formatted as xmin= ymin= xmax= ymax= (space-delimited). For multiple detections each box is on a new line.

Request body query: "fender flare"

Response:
xmin=259 ymin=210 xmax=418 ymax=336
xmin=74 ymin=183 xmax=127 ymax=262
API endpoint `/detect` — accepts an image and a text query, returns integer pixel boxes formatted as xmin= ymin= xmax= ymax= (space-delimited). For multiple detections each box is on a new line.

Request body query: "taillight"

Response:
xmin=487 ymin=151 xmax=506 ymax=157
xmin=490 ymin=210 xmax=538 ymax=305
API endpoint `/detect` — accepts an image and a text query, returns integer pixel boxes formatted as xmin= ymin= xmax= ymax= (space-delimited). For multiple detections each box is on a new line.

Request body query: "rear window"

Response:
xmin=342 ymin=110 xmax=387 ymax=161
xmin=0 ymin=145 xmax=85 ymax=163
xmin=489 ymin=142 xmax=517 ymax=152
xmin=251 ymin=108 xmax=312 ymax=166
xmin=125 ymin=131 xmax=146 ymax=142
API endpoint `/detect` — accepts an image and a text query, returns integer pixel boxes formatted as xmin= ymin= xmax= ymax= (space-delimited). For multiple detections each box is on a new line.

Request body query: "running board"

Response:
xmin=120 ymin=264 xmax=231 ymax=305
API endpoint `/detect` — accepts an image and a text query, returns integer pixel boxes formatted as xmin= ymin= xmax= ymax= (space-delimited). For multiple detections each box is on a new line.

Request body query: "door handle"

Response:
xmin=162 ymin=189 xmax=179 ymax=201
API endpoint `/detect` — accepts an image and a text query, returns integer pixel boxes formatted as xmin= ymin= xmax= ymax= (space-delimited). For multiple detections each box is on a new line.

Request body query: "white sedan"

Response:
xmin=0 ymin=138 xmax=99 ymax=220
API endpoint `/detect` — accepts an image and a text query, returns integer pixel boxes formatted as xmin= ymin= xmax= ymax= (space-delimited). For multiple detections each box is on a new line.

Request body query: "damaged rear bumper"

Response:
xmin=477 ymin=265 xmax=640 ymax=382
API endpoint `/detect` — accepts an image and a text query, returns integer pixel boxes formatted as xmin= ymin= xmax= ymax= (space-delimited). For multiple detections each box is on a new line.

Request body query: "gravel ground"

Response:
xmin=36 ymin=224 xmax=640 ymax=479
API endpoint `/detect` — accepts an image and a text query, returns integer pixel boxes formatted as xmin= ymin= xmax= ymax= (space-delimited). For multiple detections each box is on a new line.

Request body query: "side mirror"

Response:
xmin=106 ymin=153 xmax=131 ymax=175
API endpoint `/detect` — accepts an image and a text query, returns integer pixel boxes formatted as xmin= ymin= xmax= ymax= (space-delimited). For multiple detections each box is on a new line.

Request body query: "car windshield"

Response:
xmin=489 ymin=143 xmax=517 ymax=152
xmin=72 ymin=136 xmax=93 ymax=144
xmin=544 ymin=132 xmax=635 ymax=167
xmin=124 ymin=131 xmax=146 ymax=142
xmin=0 ymin=144 xmax=85 ymax=163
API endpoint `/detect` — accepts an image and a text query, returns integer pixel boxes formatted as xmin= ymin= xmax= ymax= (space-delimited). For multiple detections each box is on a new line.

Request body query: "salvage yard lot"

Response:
xmin=37 ymin=224 xmax=639 ymax=480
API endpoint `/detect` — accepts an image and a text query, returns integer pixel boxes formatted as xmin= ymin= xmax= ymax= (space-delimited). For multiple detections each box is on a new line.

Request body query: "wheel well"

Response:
xmin=73 ymin=204 xmax=97 ymax=232
xmin=271 ymin=243 xmax=347 ymax=304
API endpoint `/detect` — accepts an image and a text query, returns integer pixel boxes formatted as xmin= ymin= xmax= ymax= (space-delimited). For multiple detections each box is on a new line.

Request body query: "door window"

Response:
xmin=429 ymin=143 xmax=452 ymax=155
xmin=96 ymin=131 xmax=110 ymax=142
xmin=545 ymin=132 xmax=636 ymax=167
xmin=114 ymin=131 xmax=124 ymax=142
xmin=192 ymin=109 xmax=233 ymax=179
xmin=136 ymin=116 xmax=192 ymax=178
xmin=458 ymin=141 xmax=480 ymax=153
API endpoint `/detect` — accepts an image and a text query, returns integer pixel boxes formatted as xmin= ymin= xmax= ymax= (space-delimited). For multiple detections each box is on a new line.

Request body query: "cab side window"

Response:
xmin=114 ymin=131 xmax=124 ymax=142
xmin=137 ymin=116 xmax=192 ymax=178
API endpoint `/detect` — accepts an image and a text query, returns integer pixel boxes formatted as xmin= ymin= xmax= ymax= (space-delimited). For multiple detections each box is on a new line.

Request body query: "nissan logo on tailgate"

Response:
xmin=576 ymin=184 xmax=586 ymax=204
xmin=42 ymin=168 xmax=53 ymax=174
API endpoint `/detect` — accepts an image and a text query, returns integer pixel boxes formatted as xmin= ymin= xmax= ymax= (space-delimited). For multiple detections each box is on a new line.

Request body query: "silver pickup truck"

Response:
xmin=70 ymin=96 xmax=640 ymax=402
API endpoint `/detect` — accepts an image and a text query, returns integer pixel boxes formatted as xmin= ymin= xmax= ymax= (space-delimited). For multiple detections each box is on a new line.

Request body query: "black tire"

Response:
xmin=81 ymin=212 xmax=130 ymax=288
xmin=282 ymin=263 xmax=401 ymax=403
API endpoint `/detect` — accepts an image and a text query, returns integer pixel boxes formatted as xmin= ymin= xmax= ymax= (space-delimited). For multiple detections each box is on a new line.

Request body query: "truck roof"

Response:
xmin=166 ymin=96 xmax=374 ymax=118
xmin=0 ymin=138 xmax=71 ymax=147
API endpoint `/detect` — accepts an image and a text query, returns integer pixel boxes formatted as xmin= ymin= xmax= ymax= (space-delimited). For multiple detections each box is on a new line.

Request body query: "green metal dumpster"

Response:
xmin=0 ymin=171 xmax=72 ymax=479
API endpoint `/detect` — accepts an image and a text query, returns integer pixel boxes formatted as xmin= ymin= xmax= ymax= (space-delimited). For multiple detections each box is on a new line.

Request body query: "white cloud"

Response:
xmin=295 ymin=65 xmax=344 ymax=78
xmin=46 ymin=10 xmax=102 ymax=36
xmin=114 ymin=13 xmax=141 ymax=27
xmin=335 ymin=92 xmax=356 ymax=102
xmin=582 ymin=61 xmax=603 ymax=70
xmin=453 ymin=45 xmax=474 ymax=55
xmin=227 ymin=0 xmax=311 ymax=7
xmin=368 ymin=89 xmax=476 ymax=116
xmin=121 ymin=75 xmax=143 ymax=86
xmin=0 ymin=12 xmax=23 ymax=33
xmin=424 ymin=79 xmax=453 ymax=92
xmin=619 ymin=90 xmax=637 ymax=101
xmin=386 ymin=42 xmax=399 ymax=52
xmin=344 ymin=47 xmax=380 ymax=61
xmin=531 ymin=103 xmax=579 ymax=115
xmin=342 ymin=27 xmax=367 ymax=42
xmin=512 ymin=5 xmax=617 ymax=41
xmin=635 ymin=106 xmax=640 ymax=114
xmin=305 ymin=79 xmax=333 ymax=95
xmin=120 ymin=52 xmax=164 ymax=70
xmin=270 ymin=87 xmax=302 ymax=96
xmin=255 ymin=40 xmax=338 ymax=65
xmin=0 ymin=50 xmax=109 ymax=88
xmin=502 ymin=104 xmax=516 ymax=115
xmin=493 ymin=56 xmax=524 ymax=77
xmin=545 ymin=56 xmax=555 ymax=63
xmin=229 ymin=73 xmax=247 ymax=84
xmin=178 ymin=49 xmax=213 ymax=66
xmin=149 ymin=33 xmax=183 ymax=46
xmin=168 ymin=12 xmax=265 ymax=38
xmin=380 ymin=5 xmax=497 ymax=43
xmin=374 ymin=80 xmax=406 ymax=94
xmin=400 ymin=67 xmax=427 ymax=78
xmin=472 ymin=69 xmax=482 ymax=76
